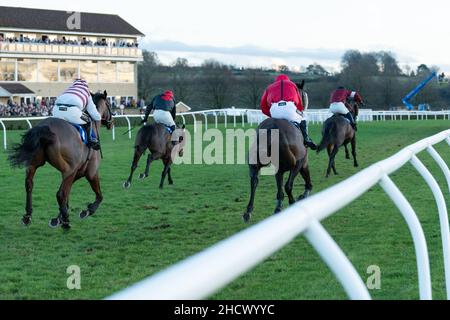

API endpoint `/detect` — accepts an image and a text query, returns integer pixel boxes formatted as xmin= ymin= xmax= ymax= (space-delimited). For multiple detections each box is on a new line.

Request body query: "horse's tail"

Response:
xmin=317 ymin=120 xmax=336 ymax=154
xmin=8 ymin=126 xmax=55 ymax=168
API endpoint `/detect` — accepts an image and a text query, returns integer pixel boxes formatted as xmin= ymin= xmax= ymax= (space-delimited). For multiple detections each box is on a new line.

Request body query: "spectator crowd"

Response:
xmin=0 ymin=34 xmax=138 ymax=48
xmin=0 ymin=99 xmax=53 ymax=117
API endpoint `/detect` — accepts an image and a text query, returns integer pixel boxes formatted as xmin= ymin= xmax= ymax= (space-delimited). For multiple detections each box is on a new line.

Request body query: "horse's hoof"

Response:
xmin=243 ymin=213 xmax=251 ymax=223
xmin=354 ymin=163 xmax=359 ymax=168
xmin=49 ymin=218 xmax=61 ymax=229
xmin=274 ymin=208 xmax=282 ymax=215
xmin=168 ymin=181 xmax=174 ymax=185
xmin=298 ymin=195 xmax=308 ymax=201
xmin=79 ymin=210 xmax=90 ymax=220
xmin=22 ymin=216 xmax=32 ymax=226
xmin=159 ymin=186 xmax=164 ymax=190
xmin=139 ymin=173 xmax=147 ymax=180
xmin=61 ymin=223 xmax=71 ymax=231
xmin=123 ymin=181 xmax=131 ymax=189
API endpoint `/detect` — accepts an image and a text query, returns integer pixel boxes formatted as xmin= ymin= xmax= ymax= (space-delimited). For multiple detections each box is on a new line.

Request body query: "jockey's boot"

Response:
xmin=84 ymin=120 xmax=101 ymax=151
xmin=344 ymin=112 xmax=357 ymax=131
xmin=297 ymin=120 xmax=318 ymax=150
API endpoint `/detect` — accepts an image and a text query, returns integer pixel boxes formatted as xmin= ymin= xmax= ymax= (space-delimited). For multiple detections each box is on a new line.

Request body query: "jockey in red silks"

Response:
xmin=260 ymin=74 xmax=317 ymax=150
xmin=53 ymin=79 xmax=102 ymax=150
xmin=329 ymin=86 xmax=363 ymax=131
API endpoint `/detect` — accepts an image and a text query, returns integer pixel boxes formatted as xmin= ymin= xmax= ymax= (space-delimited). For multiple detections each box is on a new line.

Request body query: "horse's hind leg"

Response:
xmin=285 ymin=160 xmax=302 ymax=205
xmin=167 ymin=167 xmax=174 ymax=185
xmin=23 ymin=166 xmax=37 ymax=226
xmin=243 ymin=165 xmax=260 ymax=223
xmin=326 ymin=145 xmax=334 ymax=178
xmin=123 ymin=146 xmax=144 ymax=189
xmin=23 ymin=158 xmax=45 ymax=226
xmin=159 ymin=159 xmax=171 ymax=189
xmin=344 ymin=143 xmax=350 ymax=160
xmin=351 ymin=136 xmax=359 ymax=167
xmin=139 ymin=154 xmax=156 ymax=180
xmin=326 ymin=144 xmax=339 ymax=177
xmin=80 ymin=174 xmax=103 ymax=219
xmin=299 ymin=163 xmax=313 ymax=200
xmin=274 ymin=171 xmax=284 ymax=214
xmin=50 ymin=172 xmax=76 ymax=230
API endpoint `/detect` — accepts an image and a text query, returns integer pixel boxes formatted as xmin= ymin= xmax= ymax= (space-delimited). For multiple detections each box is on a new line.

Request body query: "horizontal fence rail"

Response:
xmin=1 ymin=108 xmax=449 ymax=150
xmin=107 ymin=129 xmax=450 ymax=300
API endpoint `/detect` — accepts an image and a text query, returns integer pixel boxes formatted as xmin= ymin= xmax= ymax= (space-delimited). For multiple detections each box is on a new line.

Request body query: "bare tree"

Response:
xmin=202 ymin=59 xmax=233 ymax=108
xmin=138 ymin=50 xmax=161 ymax=100
xmin=242 ymin=68 xmax=268 ymax=108
xmin=171 ymin=57 xmax=191 ymax=103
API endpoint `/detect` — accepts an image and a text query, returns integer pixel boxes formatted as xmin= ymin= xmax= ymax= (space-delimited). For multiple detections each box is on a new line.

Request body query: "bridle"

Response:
xmin=93 ymin=93 xmax=114 ymax=128
xmin=102 ymin=99 xmax=114 ymax=128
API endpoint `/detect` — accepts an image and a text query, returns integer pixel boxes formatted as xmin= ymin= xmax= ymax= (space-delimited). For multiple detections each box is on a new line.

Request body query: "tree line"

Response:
xmin=138 ymin=50 xmax=450 ymax=111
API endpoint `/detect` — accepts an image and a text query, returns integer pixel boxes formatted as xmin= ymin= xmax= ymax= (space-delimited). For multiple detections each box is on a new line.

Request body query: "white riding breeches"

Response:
xmin=52 ymin=105 xmax=86 ymax=125
xmin=329 ymin=102 xmax=349 ymax=115
xmin=270 ymin=101 xmax=304 ymax=123
xmin=153 ymin=109 xmax=176 ymax=127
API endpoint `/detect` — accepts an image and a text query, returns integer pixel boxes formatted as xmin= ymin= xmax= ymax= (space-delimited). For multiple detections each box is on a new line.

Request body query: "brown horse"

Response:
xmin=123 ymin=123 xmax=185 ymax=190
xmin=243 ymin=118 xmax=313 ymax=223
xmin=317 ymin=103 xmax=359 ymax=177
xmin=8 ymin=92 xmax=113 ymax=229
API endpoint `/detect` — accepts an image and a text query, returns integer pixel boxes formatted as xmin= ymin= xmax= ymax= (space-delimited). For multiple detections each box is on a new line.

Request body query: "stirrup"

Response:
xmin=87 ymin=139 xmax=101 ymax=151
xmin=304 ymin=139 xmax=318 ymax=151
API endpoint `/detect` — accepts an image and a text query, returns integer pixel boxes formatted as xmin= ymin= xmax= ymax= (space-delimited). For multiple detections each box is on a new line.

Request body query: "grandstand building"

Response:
xmin=0 ymin=6 xmax=144 ymax=106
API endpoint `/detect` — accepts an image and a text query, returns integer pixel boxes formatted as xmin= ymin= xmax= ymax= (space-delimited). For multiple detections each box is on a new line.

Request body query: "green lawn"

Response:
xmin=0 ymin=120 xmax=449 ymax=300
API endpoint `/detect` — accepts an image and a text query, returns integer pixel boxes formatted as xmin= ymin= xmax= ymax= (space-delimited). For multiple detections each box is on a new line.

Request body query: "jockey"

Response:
xmin=142 ymin=90 xmax=177 ymax=133
xmin=53 ymin=79 xmax=101 ymax=150
xmin=260 ymin=74 xmax=317 ymax=150
xmin=329 ymin=86 xmax=363 ymax=131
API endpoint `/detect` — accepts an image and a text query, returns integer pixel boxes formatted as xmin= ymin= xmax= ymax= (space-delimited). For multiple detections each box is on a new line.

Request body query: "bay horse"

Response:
xmin=317 ymin=102 xmax=359 ymax=177
xmin=243 ymin=118 xmax=313 ymax=223
xmin=123 ymin=123 xmax=185 ymax=190
xmin=8 ymin=91 xmax=113 ymax=230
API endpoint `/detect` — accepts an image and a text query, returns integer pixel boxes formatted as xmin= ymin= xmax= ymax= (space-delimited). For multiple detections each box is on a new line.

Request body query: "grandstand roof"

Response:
xmin=0 ymin=6 xmax=144 ymax=36
xmin=0 ymin=83 xmax=35 ymax=96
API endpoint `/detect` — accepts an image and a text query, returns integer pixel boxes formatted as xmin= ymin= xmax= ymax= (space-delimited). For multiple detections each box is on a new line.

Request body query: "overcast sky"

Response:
xmin=2 ymin=0 xmax=449 ymax=72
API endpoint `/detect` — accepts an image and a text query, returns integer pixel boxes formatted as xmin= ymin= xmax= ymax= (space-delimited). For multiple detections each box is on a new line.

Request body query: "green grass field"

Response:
xmin=0 ymin=120 xmax=449 ymax=300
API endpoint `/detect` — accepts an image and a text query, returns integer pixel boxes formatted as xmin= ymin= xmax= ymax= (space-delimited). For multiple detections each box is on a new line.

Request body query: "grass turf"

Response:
xmin=0 ymin=119 xmax=449 ymax=300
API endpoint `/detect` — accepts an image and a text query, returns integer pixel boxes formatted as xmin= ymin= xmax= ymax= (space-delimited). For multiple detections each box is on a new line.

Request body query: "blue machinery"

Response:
xmin=402 ymin=71 xmax=437 ymax=110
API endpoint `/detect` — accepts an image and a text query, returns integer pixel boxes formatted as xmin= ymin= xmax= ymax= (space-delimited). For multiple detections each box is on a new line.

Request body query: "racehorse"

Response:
xmin=8 ymin=91 xmax=113 ymax=230
xmin=123 ymin=123 xmax=185 ymax=190
xmin=317 ymin=102 xmax=360 ymax=177
xmin=243 ymin=118 xmax=313 ymax=223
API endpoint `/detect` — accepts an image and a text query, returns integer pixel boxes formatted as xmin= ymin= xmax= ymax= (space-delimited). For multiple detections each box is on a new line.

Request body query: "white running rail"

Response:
xmin=107 ymin=129 xmax=450 ymax=300
xmin=0 ymin=109 xmax=449 ymax=150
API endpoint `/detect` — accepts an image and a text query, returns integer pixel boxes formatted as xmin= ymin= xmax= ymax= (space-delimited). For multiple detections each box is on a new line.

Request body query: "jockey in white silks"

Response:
xmin=53 ymin=79 xmax=102 ymax=150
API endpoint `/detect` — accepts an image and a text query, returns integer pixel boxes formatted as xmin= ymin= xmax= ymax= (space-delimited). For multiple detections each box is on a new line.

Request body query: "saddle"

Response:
xmin=71 ymin=124 xmax=97 ymax=146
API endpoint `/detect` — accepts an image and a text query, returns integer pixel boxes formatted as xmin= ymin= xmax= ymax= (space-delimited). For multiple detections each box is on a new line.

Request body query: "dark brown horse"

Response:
xmin=123 ymin=123 xmax=185 ymax=190
xmin=243 ymin=118 xmax=313 ymax=223
xmin=317 ymin=103 xmax=359 ymax=177
xmin=8 ymin=92 xmax=113 ymax=229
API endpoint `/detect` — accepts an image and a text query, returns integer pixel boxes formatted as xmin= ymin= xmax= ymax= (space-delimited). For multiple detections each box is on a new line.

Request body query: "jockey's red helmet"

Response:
xmin=275 ymin=74 xmax=290 ymax=82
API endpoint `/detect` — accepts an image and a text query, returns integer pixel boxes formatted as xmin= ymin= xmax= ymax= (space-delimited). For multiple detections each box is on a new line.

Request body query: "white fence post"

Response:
xmin=0 ymin=120 xmax=6 ymax=150
xmin=303 ymin=220 xmax=371 ymax=300
xmin=427 ymin=146 xmax=450 ymax=193
xmin=125 ymin=116 xmax=132 ymax=140
xmin=378 ymin=175 xmax=432 ymax=300
xmin=410 ymin=155 xmax=450 ymax=299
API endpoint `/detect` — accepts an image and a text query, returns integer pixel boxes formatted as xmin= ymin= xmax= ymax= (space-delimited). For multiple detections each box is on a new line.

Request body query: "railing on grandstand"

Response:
xmin=1 ymin=108 xmax=450 ymax=150
xmin=106 ymin=129 xmax=450 ymax=300
xmin=0 ymin=41 xmax=142 ymax=58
